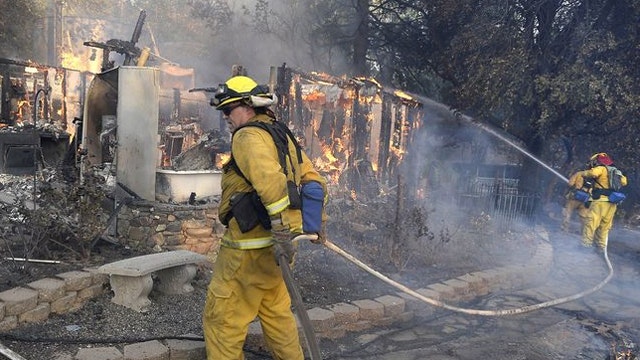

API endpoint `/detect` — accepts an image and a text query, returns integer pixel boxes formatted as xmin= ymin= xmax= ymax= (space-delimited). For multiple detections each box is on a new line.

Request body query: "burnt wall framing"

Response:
xmin=275 ymin=65 xmax=423 ymax=190
xmin=0 ymin=57 xmax=91 ymax=133
xmin=270 ymin=64 xmax=537 ymax=230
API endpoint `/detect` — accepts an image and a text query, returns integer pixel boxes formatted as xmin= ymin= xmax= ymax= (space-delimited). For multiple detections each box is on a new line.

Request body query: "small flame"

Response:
xmin=303 ymin=90 xmax=326 ymax=103
xmin=393 ymin=89 xmax=414 ymax=101
xmin=216 ymin=153 xmax=231 ymax=170
xmin=313 ymin=142 xmax=343 ymax=184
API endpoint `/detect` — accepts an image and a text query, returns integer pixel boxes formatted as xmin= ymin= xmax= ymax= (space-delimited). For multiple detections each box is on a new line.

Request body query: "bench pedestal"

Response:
xmin=110 ymin=274 xmax=154 ymax=312
xmin=155 ymin=264 xmax=198 ymax=294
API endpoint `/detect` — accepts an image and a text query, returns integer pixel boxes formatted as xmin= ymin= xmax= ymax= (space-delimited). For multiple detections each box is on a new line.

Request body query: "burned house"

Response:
xmin=272 ymin=67 xmax=424 ymax=200
xmin=271 ymin=66 xmax=538 ymax=226
xmin=0 ymin=58 xmax=88 ymax=175
xmin=80 ymin=63 xmax=223 ymax=203
xmin=76 ymin=9 xmax=226 ymax=204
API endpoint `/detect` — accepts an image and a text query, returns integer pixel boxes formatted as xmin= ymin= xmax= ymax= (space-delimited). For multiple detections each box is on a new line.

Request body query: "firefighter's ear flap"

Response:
xmin=249 ymin=93 xmax=277 ymax=108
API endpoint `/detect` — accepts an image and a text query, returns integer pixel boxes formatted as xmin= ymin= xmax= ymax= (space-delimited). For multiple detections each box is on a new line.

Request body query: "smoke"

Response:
xmin=398 ymin=97 xmax=545 ymax=268
xmin=171 ymin=0 xmax=354 ymax=86
xmin=7 ymin=0 xmax=355 ymax=89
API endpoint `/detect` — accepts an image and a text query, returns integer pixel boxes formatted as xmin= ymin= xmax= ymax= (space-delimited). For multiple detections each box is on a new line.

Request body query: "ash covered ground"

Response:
xmin=0 ymin=188 xmax=541 ymax=359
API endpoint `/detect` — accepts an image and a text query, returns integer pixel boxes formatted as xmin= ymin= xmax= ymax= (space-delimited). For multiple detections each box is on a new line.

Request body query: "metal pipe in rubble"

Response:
xmin=136 ymin=47 xmax=150 ymax=66
xmin=295 ymin=235 xmax=614 ymax=317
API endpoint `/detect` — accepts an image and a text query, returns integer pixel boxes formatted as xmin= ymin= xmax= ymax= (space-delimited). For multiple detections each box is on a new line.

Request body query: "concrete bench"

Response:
xmin=98 ymin=250 xmax=210 ymax=312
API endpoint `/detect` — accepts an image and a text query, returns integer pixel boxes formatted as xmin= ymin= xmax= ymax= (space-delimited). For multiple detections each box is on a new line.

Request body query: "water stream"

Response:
xmin=465 ymin=117 xmax=569 ymax=184
xmin=413 ymin=94 xmax=569 ymax=184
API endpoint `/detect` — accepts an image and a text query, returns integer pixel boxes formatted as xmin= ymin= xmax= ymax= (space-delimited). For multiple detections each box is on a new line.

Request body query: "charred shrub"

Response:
xmin=0 ymin=168 xmax=109 ymax=265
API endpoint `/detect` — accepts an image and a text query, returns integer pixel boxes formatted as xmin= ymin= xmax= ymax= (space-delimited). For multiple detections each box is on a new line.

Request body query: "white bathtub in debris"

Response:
xmin=155 ymin=169 xmax=222 ymax=203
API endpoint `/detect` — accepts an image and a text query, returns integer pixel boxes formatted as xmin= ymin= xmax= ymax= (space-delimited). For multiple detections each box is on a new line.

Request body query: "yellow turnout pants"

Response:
xmin=561 ymin=199 xmax=589 ymax=232
xmin=582 ymin=201 xmax=617 ymax=249
xmin=203 ymin=246 xmax=303 ymax=360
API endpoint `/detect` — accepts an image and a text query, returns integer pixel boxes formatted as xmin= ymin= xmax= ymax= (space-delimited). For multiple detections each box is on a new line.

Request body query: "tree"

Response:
xmin=0 ymin=1 xmax=47 ymax=59
xmin=356 ymin=0 xmax=639 ymax=196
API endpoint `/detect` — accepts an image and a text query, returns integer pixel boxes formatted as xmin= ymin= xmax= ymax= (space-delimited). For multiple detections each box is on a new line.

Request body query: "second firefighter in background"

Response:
xmin=567 ymin=153 xmax=627 ymax=251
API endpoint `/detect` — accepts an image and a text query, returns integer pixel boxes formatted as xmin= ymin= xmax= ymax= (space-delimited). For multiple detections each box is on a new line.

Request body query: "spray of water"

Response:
xmin=463 ymin=115 xmax=569 ymax=184
xmin=411 ymin=93 xmax=569 ymax=184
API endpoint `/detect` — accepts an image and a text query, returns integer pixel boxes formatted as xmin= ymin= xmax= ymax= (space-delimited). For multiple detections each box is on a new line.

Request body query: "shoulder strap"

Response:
xmin=589 ymin=165 xmax=606 ymax=189
xmin=230 ymin=120 xmax=304 ymax=185
xmin=274 ymin=121 xmax=304 ymax=165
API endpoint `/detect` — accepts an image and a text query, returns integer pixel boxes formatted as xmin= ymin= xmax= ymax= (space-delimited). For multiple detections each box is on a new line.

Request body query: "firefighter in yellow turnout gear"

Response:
xmin=569 ymin=153 xmax=627 ymax=250
xmin=202 ymin=75 xmax=327 ymax=360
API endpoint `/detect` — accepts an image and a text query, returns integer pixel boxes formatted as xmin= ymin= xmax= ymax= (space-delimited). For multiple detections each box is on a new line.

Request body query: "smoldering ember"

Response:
xmin=1 ymin=4 xmax=640 ymax=360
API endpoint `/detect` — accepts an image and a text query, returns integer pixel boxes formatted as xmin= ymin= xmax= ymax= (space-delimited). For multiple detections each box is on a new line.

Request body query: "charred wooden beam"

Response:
xmin=275 ymin=64 xmax=291 ymax=125
xmin=378 ymin=92 xmax=393 ymax=180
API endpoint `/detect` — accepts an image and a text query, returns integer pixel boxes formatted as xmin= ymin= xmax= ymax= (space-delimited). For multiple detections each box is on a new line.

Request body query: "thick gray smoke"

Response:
xmin=400 ymin=97 xmax=544 ymax=268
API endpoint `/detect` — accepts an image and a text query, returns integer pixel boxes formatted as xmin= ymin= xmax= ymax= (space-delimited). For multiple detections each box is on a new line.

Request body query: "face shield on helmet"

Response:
xmin=211 ymin=76 xmax=276 ymax=110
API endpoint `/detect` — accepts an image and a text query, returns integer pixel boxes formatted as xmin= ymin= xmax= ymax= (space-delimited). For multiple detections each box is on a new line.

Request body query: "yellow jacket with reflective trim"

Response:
xmin=568 ymin=171 xmax=586 ymax=190
xmin=577 ymin=165 xmax=628 ymax=202
xmin=218 ymin=114 xmax=327 ymax=249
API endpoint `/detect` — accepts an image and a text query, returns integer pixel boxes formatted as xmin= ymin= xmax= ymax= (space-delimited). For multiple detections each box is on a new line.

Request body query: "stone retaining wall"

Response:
xmin=116 ymin=199 xmax=224 ymax=258
xmin=0 ymin=268 xmax=108 ymax=332
xmin=70 ymin=239 xmax=554 ymax=359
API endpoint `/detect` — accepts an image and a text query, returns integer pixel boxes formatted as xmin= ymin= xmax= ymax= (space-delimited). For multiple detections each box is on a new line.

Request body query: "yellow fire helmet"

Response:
xmin=211 ymin=76 xmax=275 ymax=110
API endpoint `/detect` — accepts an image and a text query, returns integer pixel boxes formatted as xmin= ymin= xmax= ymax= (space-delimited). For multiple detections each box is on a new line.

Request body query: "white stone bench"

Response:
xmin=98 ymin=250 xmax=210 ymax=312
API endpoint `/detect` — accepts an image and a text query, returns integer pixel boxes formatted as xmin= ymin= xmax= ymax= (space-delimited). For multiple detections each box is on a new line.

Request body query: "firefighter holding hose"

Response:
xmin=202 ymin=75 xmax=327 ymax=359
xmin=569 ymin=153 xmax=627 ymax=251
xmin=561 ymin=167 xmax=591 ymax=233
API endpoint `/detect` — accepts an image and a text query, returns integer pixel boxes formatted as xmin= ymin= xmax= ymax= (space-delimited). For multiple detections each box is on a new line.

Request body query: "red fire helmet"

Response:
xmin=589 ymin=152 xmax=614 ymax=166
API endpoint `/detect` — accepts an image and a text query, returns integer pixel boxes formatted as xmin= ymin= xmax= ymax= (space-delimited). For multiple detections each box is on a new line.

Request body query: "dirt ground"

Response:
xmin=0 ymin=207 xmax=541 ymax=359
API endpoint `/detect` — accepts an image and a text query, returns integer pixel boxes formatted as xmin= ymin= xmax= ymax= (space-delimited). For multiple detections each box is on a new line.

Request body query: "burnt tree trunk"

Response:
xmin=352 ymin=0 xmax=369 ymax=76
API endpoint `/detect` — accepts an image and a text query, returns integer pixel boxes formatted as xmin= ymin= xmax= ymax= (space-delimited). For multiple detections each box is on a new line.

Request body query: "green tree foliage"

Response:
xmin=0 ymin=0 xmax=46 ymax=59
xmin=427 ymin=0 xmax=640 ymax=200
xmin=321 ymin=0 xmax=638 ymax=197
xmin=187 ymin=0 xmax=232 ymax=36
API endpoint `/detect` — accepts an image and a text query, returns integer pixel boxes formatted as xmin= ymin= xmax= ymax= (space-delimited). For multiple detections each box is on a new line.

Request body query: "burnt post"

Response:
xmin=0 ymin=67 xmax=11 ymax=123
xmin=275 ymin=64 xmax=291 ymax=126
xmin=378 ymin=92 xmax=393 ymax=181
xmin=83 ymin=10 xmax=147 ymax=71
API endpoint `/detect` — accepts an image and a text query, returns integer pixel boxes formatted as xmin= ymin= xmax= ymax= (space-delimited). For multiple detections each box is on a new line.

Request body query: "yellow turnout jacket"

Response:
xmin=219 ymin=114 xmax=327 ymax=249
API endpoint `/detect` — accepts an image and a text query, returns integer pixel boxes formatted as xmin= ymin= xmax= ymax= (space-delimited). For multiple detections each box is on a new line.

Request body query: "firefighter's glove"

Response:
xmin=271 ymin=216 xmax=296 ymax=263
xmin=310 ymin=227 xmax=327 ymax=245
xmin=273 ymin=237 xmax=296 ymax=265
xmin=273 ymin=231 xmax=297 ymax=265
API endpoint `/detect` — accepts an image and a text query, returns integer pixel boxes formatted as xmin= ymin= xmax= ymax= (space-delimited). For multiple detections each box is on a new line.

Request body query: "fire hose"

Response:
xmin=321 ymin=237 xmax=614 ymax=316
xmin=290 ymin=233 xmax=614 ymax=320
